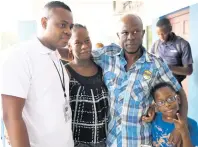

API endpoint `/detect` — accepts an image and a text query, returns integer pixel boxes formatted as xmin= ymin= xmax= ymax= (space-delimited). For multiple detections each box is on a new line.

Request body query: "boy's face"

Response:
xmin=154 ymin=87 xmax=180 ymax=119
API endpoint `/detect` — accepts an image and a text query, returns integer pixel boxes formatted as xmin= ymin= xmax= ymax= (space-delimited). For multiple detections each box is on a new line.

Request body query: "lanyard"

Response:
xmin=50 ymin=57 xmax=67 ymax=99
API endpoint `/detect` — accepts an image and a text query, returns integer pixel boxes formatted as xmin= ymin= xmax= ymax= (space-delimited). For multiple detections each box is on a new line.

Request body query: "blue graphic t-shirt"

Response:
xmin=152 ymin=112 xmax=198 ymax=147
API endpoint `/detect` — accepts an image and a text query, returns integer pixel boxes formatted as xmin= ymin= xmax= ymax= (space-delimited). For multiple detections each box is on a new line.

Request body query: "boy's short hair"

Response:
xmin=151 ymin=82 xmax=176 ymax=101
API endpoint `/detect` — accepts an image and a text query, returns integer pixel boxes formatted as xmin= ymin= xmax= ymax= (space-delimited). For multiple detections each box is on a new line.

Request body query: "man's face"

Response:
xmin=44 ymin=8 xmax=73 ymax=49
xmin=117 ymin=16 xmax=145 ymax=53
xmin=69 ymin=28 xmax=92 ymax=60
xmin=156 ymin=26 xmax=171 ymax=42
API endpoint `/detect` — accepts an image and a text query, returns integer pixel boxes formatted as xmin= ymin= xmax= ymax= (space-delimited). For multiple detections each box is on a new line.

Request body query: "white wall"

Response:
xmin=2 ymin=0 xmax=198 ymax=47
xmin=0 ymin=0 xmax=117 ymax=47
xmin=67 ymin=1 xmax=116 ymax=46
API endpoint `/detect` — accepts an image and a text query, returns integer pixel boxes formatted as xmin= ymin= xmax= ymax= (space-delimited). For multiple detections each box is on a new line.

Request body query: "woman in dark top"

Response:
xmin=65 ymin=24 xmax=109 ymax=147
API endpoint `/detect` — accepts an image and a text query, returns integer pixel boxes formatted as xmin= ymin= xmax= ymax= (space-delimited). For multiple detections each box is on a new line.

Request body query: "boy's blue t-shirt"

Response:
xmin=151 ymin=112 xmax=198 ymax=147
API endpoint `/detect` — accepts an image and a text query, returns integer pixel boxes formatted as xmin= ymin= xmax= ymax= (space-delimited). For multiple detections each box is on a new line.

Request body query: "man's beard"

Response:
xmin=123 ymin=45 xmax=142 ymax=54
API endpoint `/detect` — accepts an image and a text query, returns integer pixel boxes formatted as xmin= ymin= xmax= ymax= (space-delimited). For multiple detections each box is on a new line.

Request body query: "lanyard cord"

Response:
xmin=50 ymin=58 xmax=66 ymax=98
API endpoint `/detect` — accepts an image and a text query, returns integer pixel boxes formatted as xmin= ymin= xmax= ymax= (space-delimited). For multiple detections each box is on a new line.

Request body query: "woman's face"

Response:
xmin=69 ymin=28 xmax=92 ymax=60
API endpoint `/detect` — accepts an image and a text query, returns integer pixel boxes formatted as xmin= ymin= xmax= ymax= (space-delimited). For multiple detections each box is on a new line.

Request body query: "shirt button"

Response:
xmin=117 ymin=118 xmax=122 ymax=126
xmin=117 ymin=126 xmax=121 ymax=132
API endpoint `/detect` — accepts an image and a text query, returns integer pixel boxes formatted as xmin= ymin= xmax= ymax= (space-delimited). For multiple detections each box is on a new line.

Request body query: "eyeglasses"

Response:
xmin=155 ymin=95 xmax=178 ymax=107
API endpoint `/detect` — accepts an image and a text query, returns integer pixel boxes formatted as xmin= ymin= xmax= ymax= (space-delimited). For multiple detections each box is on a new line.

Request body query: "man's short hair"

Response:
xmin=156 ymin=18 xmax=171 ymax=28
xmin=44 ymin=1 xmax=71 ymax=12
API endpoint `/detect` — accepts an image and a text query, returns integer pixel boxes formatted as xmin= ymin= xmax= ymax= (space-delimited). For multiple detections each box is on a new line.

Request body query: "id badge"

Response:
xmin=63 ymin=99 xmax=71 ymax=122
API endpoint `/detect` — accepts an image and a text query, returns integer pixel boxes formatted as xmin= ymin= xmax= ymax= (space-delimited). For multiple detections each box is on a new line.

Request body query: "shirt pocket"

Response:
xmin=166 ymin=48 xmax=178 ymax=57
xmin=132 ymin=79 xmax=151 ymax=103
xmin=163 ymin=46 xmax=180 ymax=65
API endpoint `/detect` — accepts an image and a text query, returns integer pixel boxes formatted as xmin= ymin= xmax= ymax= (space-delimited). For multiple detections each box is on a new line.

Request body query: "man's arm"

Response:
xmin=58 ymin=44 xmax=122 ymax=64
xmin=177 ymin=88 xmax=188 ymax=120
xmin=0 ymin=49 xmax=31 ymax=147
xmin=169 ymin=64 xmax=193 ymax=76
xmin=2 ymin=95 xmax=30 ymax=147
xmin=169 ymin=42 xmax=194 ymax=76
xmin=91 ymin=43 xmax=121 ymax=66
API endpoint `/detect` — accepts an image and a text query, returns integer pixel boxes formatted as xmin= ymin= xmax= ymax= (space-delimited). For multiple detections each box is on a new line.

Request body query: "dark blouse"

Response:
xmin=65 ymin=64 xmax=109 ymax=144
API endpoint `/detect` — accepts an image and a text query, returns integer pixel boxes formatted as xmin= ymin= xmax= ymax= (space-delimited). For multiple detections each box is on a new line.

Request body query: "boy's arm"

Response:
xmin=180 ymin=131 xmax=194 ymax=147
xmin=173 ymin=113 xmax=194 ymax=147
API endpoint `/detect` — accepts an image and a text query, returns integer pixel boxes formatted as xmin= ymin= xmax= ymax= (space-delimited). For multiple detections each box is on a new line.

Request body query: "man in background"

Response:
xmin=151 ymin=18 xmax=193 ymax=86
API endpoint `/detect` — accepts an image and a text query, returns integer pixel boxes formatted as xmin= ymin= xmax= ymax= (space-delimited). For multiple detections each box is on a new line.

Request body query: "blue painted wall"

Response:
xmin=188 ymin=3 xmax=198 ymax=122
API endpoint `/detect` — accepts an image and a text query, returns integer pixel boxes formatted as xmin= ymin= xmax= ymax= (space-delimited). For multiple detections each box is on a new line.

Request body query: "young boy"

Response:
xmin=150 ymin=82 xmax=198 ymax=147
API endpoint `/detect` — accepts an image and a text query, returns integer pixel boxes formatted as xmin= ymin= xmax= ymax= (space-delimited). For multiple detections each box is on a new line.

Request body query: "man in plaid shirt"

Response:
xmin=92 ymin=14 xmax=188 ymax=147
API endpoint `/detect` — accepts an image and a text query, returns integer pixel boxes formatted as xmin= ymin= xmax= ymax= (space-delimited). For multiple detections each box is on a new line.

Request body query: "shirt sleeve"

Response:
xmin=181 ymin=42 xmax=193 ymax=65
xmin=150 ymin=42 xmax=155 ymax=54
xmin=0 ymin=50 xmax=31 ymax=99
xmin=92 ymin=43 xmax=122 ymax=68
xmin=188 ymin=118 xmax=198 ymax=146
xmin=153 ymin=57 xmax=181 ymax=92
xmin=151 ymin=122 xmax=157 ymax=142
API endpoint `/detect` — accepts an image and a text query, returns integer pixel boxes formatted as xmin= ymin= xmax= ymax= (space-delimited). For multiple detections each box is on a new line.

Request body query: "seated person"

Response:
xmin=150 ymin=82 xmax=198 ymax=147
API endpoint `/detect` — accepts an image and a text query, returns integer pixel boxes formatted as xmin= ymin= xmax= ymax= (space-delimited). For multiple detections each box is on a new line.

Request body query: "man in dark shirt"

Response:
xmin=151 ymin=18 xmax=193 ymax=86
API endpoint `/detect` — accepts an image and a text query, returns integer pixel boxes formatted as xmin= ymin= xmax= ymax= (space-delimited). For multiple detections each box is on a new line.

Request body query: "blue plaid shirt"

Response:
xmin=92 ymin=44 xmax=181 ymax=147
